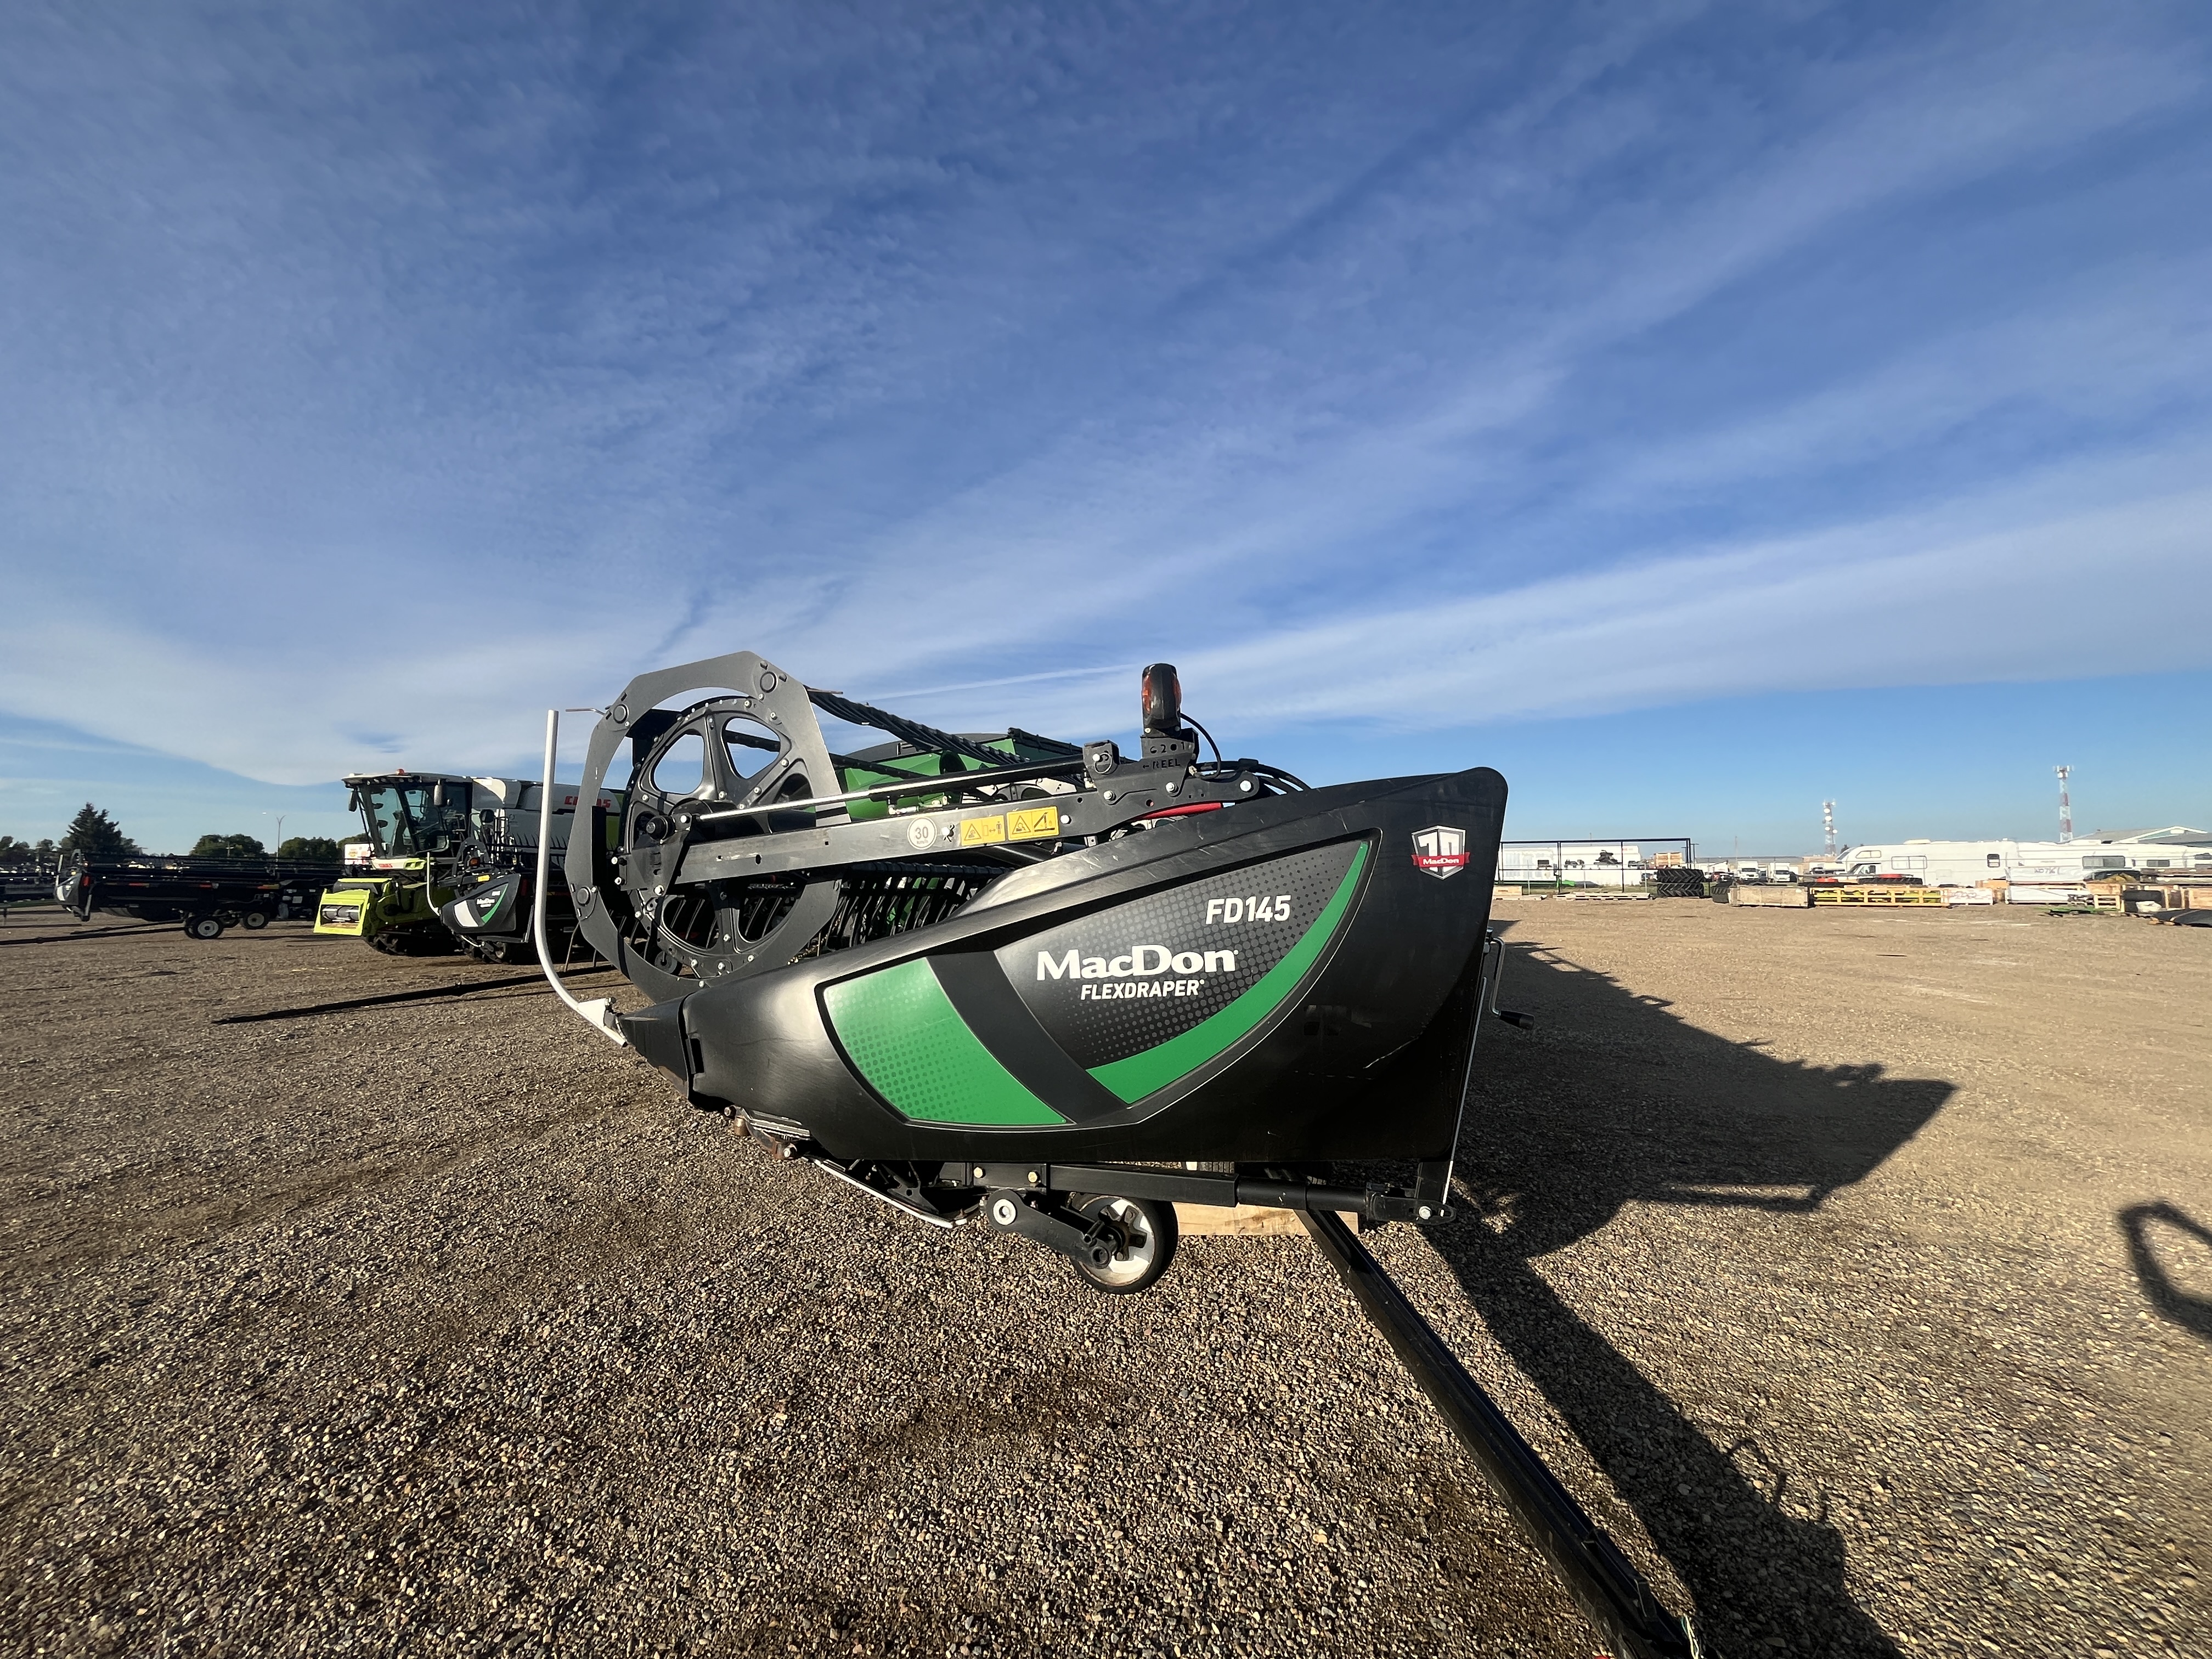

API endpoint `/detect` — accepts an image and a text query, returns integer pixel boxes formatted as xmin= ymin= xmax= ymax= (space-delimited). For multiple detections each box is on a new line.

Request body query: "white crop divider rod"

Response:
xmin=535 ymin=708 xmax=628 ymax=1045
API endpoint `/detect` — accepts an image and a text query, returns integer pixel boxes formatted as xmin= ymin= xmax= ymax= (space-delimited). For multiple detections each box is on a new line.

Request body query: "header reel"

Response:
xmin=567 ymin=653 xmax=1304 ymax=1005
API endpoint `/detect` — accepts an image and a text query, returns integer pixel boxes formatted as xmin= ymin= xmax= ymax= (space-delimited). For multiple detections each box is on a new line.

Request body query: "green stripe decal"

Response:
xmin=1088 ymin=839 xmax=1370 ymax=1104
xmin=825 ymin=958 xmax=1068 ymax=1126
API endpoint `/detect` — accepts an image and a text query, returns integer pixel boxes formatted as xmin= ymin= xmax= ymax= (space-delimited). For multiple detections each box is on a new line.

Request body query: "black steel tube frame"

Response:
xmin=962 ymin=1161 xmax=1438 ymax=1223
xmin=690 ymin=754 xmax=1091 ymax=824
xmin=1299 ymin=1209 xmax=1697 ymax=1659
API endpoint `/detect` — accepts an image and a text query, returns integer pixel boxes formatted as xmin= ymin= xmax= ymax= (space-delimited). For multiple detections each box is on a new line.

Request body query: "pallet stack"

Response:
xmin=1809 ymin=885 xmax=1944 ymax=906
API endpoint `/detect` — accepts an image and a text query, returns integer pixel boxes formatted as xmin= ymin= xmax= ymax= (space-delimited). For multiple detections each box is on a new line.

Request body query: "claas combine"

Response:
xmin=314 ymin=771 xmax=613 ymax=960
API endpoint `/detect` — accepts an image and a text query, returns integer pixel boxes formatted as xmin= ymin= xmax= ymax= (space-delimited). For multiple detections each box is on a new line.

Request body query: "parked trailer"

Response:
xmin=54 ymin=851 xmax=339 ymax=939
xmin=526 ymin=652 xmax=1700 ymax=1657
xmin=2 ymin=860 xmax=59 ymax=910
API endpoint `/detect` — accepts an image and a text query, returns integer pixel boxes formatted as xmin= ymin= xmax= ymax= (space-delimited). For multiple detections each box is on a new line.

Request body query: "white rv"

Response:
xmin=1834 ymin=828 xmax=2211 ymax=887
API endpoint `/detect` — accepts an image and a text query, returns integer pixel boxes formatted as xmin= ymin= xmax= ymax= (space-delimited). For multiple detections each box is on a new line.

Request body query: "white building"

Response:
xmin=1832 ymin=827 xmax=2210 ymax=887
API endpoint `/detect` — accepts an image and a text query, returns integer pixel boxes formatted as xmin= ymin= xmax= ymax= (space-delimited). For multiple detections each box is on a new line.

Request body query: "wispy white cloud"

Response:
xmin=1183 ymin=470 xmax=2212 ymax=727
xmin=865 ymin=447 xmax=2212 ymax=742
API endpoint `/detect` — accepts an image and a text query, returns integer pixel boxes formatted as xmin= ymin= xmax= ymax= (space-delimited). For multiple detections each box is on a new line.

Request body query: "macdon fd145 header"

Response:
xmin=535 ymin=656 xmax=1707 ymax=1659
xmin=541 ymin=650 xmax=1517 ymax=1296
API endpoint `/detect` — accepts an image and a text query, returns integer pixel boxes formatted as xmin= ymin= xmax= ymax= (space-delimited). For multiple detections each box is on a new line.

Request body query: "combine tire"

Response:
xmin=1068 ymin=1194 xmax=1177 ymax=1295
xmin=370 ymin=927 xmax=460 ymax=957
xmin=185 ymin=915 xmax=225 ymax=940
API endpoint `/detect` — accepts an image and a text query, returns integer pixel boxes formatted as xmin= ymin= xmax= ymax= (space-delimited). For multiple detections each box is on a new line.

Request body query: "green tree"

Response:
xmin=0 ymin=836 xmax=32 ymax=864
xmin=276 ymin=836 xmax=343 ymax=862
xmin=59 ymin=804 xmax=140 ymax=859
xmin=190 ymin=832 xmax=267 ymax=860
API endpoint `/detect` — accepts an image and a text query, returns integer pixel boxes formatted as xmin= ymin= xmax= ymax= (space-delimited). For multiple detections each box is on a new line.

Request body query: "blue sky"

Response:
xmin=3 ymin=1 xmax=2208 ymax=855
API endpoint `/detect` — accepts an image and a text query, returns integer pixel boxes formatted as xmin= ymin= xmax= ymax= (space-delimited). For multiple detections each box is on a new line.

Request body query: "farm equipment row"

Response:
xmin=48 ymin=772 xmax=611 ymax=960
xmin=44 ymin=644 xmax=1702 ymax=1653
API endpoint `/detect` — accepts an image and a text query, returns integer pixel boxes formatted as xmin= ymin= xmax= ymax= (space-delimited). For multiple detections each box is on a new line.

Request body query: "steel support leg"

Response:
xmin=1299 ymin=1210 xmax=1696 ymax=1659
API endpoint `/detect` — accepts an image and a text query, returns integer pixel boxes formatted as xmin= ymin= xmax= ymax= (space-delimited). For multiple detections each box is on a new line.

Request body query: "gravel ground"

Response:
xmin=1 ymin=902 xmax=2206 ymax=1657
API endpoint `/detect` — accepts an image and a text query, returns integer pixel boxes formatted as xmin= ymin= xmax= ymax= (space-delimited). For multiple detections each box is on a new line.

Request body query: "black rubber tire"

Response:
xmin=370 ymin=927 xmax=459 ymax=957
xmin=1068 ymin=1194 xmax=1178 ymax=1295
xmin=185 ymin=915 xmax=225 ymax=940
xmin=241 ymin=911 xmax=270 ymax=930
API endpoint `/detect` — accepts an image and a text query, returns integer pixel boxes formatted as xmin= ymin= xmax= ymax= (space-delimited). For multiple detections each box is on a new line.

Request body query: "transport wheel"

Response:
xmin=1069 ymin=1194 xmax=1178 ymax=1295
xmin=242 ymin=911 xmax=270 ymax=930
xmin=185 ymin=915 xmax=225 ymax=940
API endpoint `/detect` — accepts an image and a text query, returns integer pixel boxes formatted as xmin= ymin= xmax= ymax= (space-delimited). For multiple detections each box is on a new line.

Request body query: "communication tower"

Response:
xmin=2056 ymin=765 xmax=2073 ymax=844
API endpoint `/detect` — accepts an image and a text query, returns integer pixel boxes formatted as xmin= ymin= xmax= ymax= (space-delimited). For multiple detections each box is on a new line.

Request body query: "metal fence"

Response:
xmin=1494 ymin=837 xmax=1694 ymax=890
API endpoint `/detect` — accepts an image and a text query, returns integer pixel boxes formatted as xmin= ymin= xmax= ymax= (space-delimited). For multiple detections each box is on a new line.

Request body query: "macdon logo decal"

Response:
xmin=1037 ymin=945 xmax=1239 ymax=1000
xmin=1412 ymin=825 xmax=1469 ymax=879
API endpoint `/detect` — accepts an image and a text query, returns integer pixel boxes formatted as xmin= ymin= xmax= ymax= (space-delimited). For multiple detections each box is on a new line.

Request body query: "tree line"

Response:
xmin=0 ymin=804 xmax=342 ymax=864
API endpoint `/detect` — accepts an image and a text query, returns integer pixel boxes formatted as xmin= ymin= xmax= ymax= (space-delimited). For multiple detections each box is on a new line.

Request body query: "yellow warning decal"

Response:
xmin=959 ymin=814 xmax=1008 ymax=847
xmin=1008 ymin=805 xmax=1062 ymax=842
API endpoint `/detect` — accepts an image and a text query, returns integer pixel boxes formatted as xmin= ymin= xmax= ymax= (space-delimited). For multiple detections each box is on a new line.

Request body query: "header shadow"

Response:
xmin=1421 ymin=925 xmax=1956 ymax=1656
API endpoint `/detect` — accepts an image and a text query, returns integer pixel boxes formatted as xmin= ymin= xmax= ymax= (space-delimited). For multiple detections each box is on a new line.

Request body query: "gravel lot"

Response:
xmin=2 ymin=902 xmax=2207 ymax=1657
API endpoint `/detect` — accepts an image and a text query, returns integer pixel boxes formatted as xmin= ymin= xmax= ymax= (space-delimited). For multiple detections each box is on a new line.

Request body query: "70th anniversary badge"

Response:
xmin=1412 ymin=825 xmax=1469 ymax=879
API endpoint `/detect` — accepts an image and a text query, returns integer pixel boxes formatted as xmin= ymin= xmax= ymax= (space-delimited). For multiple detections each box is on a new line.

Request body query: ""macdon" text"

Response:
xmin=1037 ymin=946 xmax=1238 ymax=980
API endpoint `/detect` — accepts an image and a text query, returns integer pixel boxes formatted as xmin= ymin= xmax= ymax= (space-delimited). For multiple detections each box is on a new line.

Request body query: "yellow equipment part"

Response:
xmin=315 ymin=853 xmax=462 ymax=943
xmin=314 ymin=876 xmax=391 ymax=936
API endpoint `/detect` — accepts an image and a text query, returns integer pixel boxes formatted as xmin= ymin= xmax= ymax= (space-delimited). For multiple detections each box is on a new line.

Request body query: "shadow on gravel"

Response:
xmin=0 ymin=921 xmax=172 ymax=946
xmin=2120 ymin=1201 xmax=2212 ymax=1341
xmin=212 ymin=965 xmax=618 ymax=1024
xmin=1424 ymin=926 xmax=1954 ymax=1657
